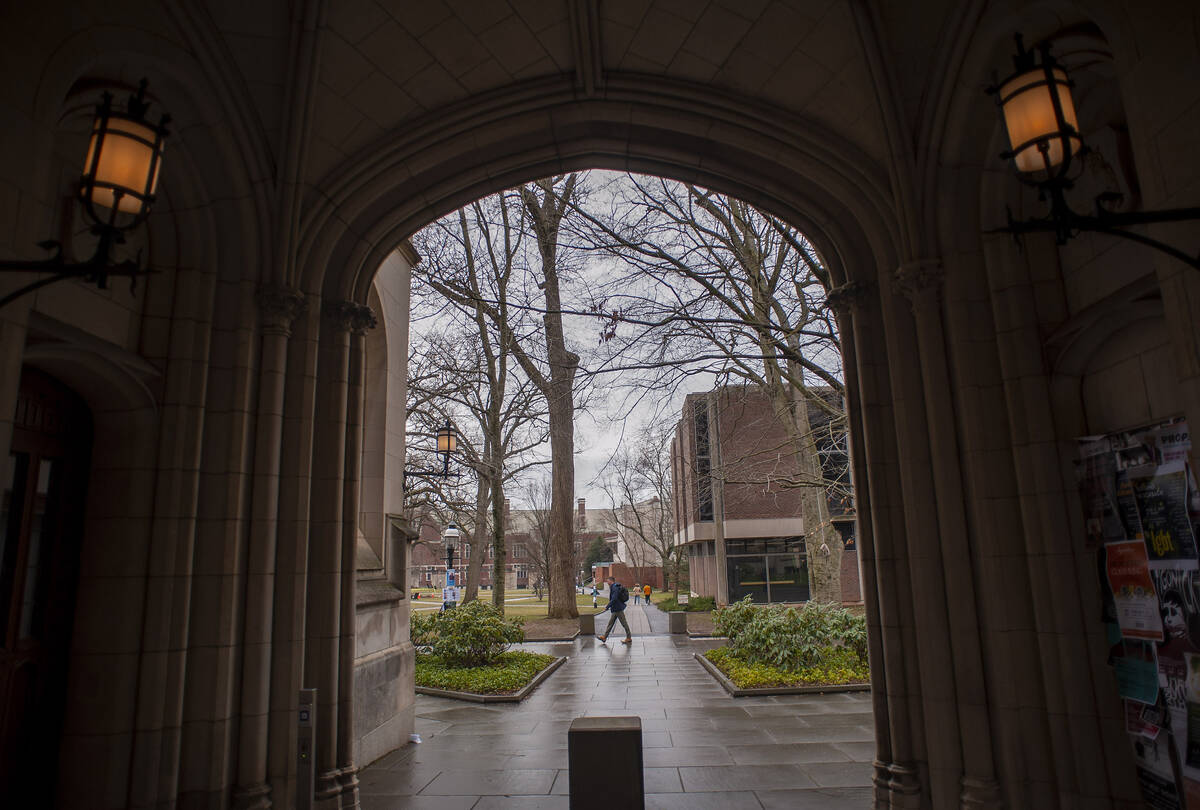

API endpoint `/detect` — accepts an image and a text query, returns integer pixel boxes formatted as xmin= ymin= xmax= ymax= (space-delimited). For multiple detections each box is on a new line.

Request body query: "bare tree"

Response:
xmin=573 ymin=175 xmax=847 ymax=602
xmin=416 ymin=176 xmax=587 ymax=619
xmin=411 ymin=194 xmax=550 ymax=609
xmin=518 ymin=476 xmax=554 ymax=601
xmin=599 ymin=427 xmax=681 ymax=596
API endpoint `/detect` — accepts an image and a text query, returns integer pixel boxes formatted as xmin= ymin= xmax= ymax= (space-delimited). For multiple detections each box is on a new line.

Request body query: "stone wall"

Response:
xmin=353 ymin=581 xmax=414 ymax=769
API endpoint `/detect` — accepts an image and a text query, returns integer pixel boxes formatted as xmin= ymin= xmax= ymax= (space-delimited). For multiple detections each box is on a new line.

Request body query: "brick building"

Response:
xmin=407 ymin=498 xmax=615 ymax=591
xmin=671 ymin=385 xmax=860 ymax=604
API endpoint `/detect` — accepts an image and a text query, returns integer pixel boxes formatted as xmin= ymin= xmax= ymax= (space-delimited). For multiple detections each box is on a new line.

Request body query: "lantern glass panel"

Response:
xmin=85 ymin=116 xmax=162 ymax=213
xmin=1000 ymin=66 xmax=1081 ymax=172
xmin=437 ymin=429 xmax=455 ymax=454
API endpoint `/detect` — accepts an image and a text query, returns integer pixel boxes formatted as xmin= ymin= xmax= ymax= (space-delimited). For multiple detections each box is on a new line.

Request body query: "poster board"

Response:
xmin=1077 ymin=419 xmax=1200 ymax=806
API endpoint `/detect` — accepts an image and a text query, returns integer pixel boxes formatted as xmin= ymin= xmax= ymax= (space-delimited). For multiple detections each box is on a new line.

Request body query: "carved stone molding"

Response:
xmin=824 ymin=280 xmax=873 ymax=317
xmin=960 ymin=775 xmax=1003 ymax=809
xmin=323 ymin=300 xmax=377 ymax=335
xmin=886 ymin=761 xmax=923 ymax=808
xmin=256 ymin=286 xmax=307 ymax=336
xmin=893 ymin=259 xmax=945 ymax=315
xmin=230 ymin=782 xmax=271 ymax=810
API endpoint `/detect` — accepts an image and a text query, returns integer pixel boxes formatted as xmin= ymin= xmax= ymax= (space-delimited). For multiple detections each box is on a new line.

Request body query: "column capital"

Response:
xmin=323 ymin=300 xmax=377 ymax=335
xmin=893 ymin=259 xmax=944 ymax=313
xmin=256 ymin=286 xmax=307 ymax=336
xmin=824 ymin=280 xmax=873 ymax=317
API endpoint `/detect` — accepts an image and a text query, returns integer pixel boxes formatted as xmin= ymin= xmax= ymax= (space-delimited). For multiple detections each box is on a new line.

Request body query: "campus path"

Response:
xmin=359 ymin=635 xmax=874 ymax=809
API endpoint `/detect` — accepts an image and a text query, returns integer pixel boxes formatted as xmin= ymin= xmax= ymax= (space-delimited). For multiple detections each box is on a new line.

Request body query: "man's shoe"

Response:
xmin=622 ymin=637 xmax=633 ymax=644
xmin=597 ymin=635 xmax=606 ymax=642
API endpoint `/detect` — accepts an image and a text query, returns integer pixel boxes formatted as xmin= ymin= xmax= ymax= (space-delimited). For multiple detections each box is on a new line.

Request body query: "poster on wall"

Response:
xmin=1107 ymin=540 xmax=1165 ymax=641
xmin=1111 ymin=639 xmax=1160 ymax=704
xmin=1077 ymin=437 xmax=1127 ymax=550
xmin=1104 ymin=542 xmax=1161 ymax=643
xmin=1133 ymin=730 xmax=1185 ymax=810
xmin=1134 ymin=462 xmax=1199 ymax=563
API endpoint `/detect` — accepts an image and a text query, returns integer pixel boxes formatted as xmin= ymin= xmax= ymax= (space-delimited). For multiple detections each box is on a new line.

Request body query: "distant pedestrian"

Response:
xmin=591 ymin=583 xmax=598 ymax=608
xmin=633 ymin=583 xmax=641 ymax=604
xmin=643 ymin=583 xmax=651 ymax=602
xmin=598 ymin=577 xmax=632 ymax=644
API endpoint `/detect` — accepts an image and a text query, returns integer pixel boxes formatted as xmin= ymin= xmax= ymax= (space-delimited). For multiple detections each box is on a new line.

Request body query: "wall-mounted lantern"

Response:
xmin=0 ymin=79 xmax=170 ymax=307
xmin=987 ymin=35 xmax=1199 ymax=269
xmin=403 ymin=418 xmax=458 ymax=491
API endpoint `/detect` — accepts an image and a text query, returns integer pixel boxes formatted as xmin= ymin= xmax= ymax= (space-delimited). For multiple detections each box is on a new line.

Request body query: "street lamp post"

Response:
xmin=442 ymin=522 xmax=461 ymax=610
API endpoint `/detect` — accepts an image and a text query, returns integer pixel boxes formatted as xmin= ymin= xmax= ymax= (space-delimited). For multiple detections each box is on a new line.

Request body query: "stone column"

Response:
xmin=876 ymin=264 xmax=969 ymax=807
xmin=308 ymin=301 xmax=354 ymax=806
xmin=268 ymin=298 xmax=322 ymax=808
xmin=893 ymin=260 xmax=1002 ymax=809
xmin=337 ymin=304 xmax=375 ymax=806
xmin=233 ymin=286 xmax=307 ymax=809
xmin=827 ymin=280 xmax=922 ymax=808
xmin=707 ymin=391 xmax=729 ymax=606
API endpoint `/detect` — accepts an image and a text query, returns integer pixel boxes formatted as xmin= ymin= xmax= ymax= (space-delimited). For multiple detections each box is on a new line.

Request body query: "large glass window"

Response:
xmin=728 ymin=555 xmax=768 ymax=603
xmin=766 ymin=552 xmax=809 ymax=602
xmin=726 ymin=537 xmax=810 ymax=603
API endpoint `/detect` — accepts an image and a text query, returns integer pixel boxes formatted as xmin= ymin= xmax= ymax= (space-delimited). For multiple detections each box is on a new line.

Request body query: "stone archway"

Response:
xmin=287 ymin=78 xmax=920 ymax=807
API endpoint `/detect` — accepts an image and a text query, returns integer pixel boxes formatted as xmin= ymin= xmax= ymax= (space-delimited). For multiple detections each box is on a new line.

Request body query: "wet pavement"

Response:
xmin=358 ymin=634 xmax=875 ymax=809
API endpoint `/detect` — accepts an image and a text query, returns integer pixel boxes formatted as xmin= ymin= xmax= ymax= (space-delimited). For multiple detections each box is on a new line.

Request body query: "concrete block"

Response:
xmin=669 ymin=611 xmax=687 ymax=634
xmin=578 ymin=613 xmax=595 ymax=636
xmin=568 ymin=716 xmax=643 ymax=809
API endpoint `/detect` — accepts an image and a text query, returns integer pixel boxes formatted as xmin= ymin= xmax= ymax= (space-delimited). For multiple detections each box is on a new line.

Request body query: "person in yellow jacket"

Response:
xmin=643 ymin=583 xmax=652 ymax=602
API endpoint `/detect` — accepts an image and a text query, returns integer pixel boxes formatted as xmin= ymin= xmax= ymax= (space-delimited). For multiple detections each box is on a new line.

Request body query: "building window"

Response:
xmin=694 ymin=399 xmax=714 ymax=522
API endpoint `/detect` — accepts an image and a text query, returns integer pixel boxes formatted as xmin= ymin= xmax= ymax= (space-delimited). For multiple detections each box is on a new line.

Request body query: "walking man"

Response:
xmin=598 ymin=576 xmax=632 ymax=644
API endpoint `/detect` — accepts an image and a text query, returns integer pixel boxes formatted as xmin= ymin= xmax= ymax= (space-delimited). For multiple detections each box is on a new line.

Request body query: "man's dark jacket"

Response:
xmin=608 ymin=583 xmax=627 ymax=612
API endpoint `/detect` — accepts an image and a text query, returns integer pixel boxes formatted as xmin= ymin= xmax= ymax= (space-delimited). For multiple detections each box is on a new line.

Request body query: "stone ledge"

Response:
xmin=521 ymin=632 xmax=579 ymax=642
xmin=414 ymin=656 xmax=567 ymax=703
xmin=357 ymin=579 xmax=405 ymax=608
xmin=693 ymin=652 xmax=871 ymax=698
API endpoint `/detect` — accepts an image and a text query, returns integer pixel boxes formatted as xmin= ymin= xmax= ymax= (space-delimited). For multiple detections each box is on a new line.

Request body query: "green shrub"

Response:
xmin=712 ymin=594 xmax=760 ymax=638
xmin=410 ymin=611 xmax=437 ymax=647
xmin=412 ymin=600 xmax=525 ymax=667
xmin=705 ymin=646 xmax=868 ymax=688
xmin=712 ymin=596 xmax=869 ymax=671
xmin=416 ymin=651 xmax=555 ymax=694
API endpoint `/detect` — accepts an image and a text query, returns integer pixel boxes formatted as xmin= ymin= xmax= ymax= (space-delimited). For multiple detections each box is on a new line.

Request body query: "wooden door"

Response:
xmin=0 ymin=367 xmax=92 ymax=798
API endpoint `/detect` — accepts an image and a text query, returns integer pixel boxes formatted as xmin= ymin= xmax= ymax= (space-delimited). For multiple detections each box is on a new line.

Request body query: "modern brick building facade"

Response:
xmin=671 ymin=386 xmax=860 ymax=604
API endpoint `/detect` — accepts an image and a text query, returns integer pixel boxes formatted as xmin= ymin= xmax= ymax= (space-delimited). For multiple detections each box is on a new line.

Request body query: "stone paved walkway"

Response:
xmin=359 ymin=635 xmax=874 ymax=809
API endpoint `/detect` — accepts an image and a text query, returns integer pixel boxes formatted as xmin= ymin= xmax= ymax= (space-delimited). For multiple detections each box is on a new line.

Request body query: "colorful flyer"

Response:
xmin=1111 ymin=639 xmax=1160 ymax=704
xmin=1134 ymin=461 xmax=1199 ymax=563
xmin=1106 ymin=540 xmax=1164 ymax=641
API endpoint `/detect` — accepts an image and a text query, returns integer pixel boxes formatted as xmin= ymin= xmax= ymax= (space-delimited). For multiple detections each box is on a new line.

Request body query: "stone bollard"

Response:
xmin=578 ymin=613 xmax=594 ymax=636
xmin=568 ymin=716 xmax=643 ymax=809
xmin=669 ymin=611 xmax=687 ymax=634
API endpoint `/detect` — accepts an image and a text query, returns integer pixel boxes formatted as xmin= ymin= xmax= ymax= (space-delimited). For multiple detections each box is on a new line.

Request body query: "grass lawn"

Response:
xmin=704 ymin=646 xmax=869 ymax=689
xmin=413 ymin=591 xmax=599 ymax=617
xmin=415 ymin=650 xmax=558 ymax=694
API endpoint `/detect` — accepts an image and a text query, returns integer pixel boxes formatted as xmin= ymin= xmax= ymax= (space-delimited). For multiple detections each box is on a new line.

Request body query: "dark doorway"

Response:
xmin=0 ymin=367 xmax=92 ymax=800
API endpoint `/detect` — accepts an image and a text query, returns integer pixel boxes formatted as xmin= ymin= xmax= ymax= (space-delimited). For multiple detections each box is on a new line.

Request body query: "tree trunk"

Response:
xmin=490 ymin=470 xmax=506 ymax=611
xmin=520 ymin=177 xmax=581 ymax=620
xmin=464 ymin=475 xmax=489 ymax=603
xmin=788 ymin=390 xmax=842 ymax=604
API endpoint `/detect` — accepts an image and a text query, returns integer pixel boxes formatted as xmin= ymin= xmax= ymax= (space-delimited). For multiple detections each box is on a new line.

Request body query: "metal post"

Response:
xmin=297 ymin=688 xmax=316 ymax=810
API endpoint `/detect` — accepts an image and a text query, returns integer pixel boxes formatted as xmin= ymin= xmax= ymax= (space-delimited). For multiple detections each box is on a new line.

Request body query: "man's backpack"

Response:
xmin=618 ymin=584 xmax=629 ymax=603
